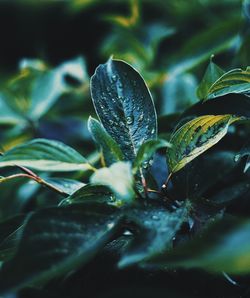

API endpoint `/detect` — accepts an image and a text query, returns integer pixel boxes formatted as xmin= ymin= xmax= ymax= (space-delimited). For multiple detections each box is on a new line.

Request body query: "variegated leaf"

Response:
xmin=167 ymin=115 xmax=240 ymax=173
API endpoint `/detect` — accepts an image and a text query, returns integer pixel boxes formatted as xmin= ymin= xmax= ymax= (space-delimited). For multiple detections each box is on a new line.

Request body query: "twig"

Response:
xmin=0 ymin=171 xmax=68 ymax=197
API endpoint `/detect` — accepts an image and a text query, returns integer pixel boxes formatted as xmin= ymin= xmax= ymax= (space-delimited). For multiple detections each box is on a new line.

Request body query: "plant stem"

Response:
xmin=162 ymin=172 xmax=172 ymax=190
xmin=0 ymin=171 xmax=68 ymax=197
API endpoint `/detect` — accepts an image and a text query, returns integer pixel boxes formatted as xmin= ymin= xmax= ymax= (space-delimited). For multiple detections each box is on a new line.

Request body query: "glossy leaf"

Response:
xmin=0 ymin=203 xmax=121 ymax=294
xmin=0 ymin=139 xmax=93 ymax=172
xmin=147 ymin=218 xmax=250 ymax=274
xmin=90 ymin=59 xmax=157 ymax=161
xmin=205 ymin=67 xmax=250 ymax=100
xmin=118 ymin=202 xmax=189 ymax=268
xmin=197 ymin=60 xmax=225 ymax=100
xmin=133 ymin=139 xmax=171 ymax=173
xmin=90 ymin=161 xmax=135 ymax=203
xmin=167 ymin=115 xmax=240 ymax=173
xmin=88 ymin=116 xmax=124 ymax=166
xmin=44 ymin=178 xmax=85 ymax=195
xmin=59 ymin=184 xmax=115 ymax=206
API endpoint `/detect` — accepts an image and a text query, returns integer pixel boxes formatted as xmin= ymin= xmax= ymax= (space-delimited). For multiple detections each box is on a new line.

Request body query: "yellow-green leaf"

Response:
xmin=167 ymin=115 xmax=240 ymax=173
xmin=206 ymin=67 xmax=250 ymax=100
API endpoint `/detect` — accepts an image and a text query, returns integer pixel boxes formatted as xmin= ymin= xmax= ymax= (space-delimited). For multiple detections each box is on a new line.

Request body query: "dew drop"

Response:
xmin=234 ymin=154 xmax=241 ymax=162
xmin=152 ymin=215 xmax=159 ymax=221
xmin=111 ymin=75 xmax=117 ymax=82
xmin=123 ymin=230 xmax=133 ymax=236
xmin=126 ymin=116 xmax=134 ymax=125
xmin=151 ymin=128 xmax=155 ymax=134
xmin=138 ymin=113 xmax=144 ymax=121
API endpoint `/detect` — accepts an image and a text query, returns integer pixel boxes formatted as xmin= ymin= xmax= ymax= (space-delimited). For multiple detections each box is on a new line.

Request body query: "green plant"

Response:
xmin=0 ymin=56 xmax=250 ymax=297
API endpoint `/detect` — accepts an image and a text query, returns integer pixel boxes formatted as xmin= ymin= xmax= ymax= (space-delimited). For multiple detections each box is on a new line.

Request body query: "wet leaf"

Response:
xmin=167 ymin=114 xmax=240 ymax=173
xmin=90 ymin=59 xmax=157 ymax=161
xmin=118 ymin=202 xmax=189 ymax=268
xmin=59 ymin=184 xmax=115 ymax=206
xmin=44 ymin=178 xmax=85 ymax=195
xmin=147 ymin=217 xmax=250 ymax=274
xmin=0 ymin=203 xmax=121 ymax=294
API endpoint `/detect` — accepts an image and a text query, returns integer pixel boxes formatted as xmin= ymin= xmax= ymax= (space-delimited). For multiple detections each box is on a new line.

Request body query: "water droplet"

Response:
xmin=151 ymin=128 xmax=155 ymax=134
xmin=111 ymin=75 xmax=117 ymax=82
xmin=107 ymin=222 xmax=115 ymax=229
xmin=234 ymin=154 xmax=241 ymax=162
xmin=109 ymin=195 xmax=115 ymax=202
xmin=152 ymin=215 xmax=159 ymax=221
xmin=126 ymin=116 xmax=134 ymax=125
xmin=118 ymin=82 xmax=123 ymax=89
xmin=138 ymin=113 xmax=144 ymax=121
xmin=123 ymin=230 xmax=132 ymax=236
xmin=118 ymin=95 xmax=123 ymax=101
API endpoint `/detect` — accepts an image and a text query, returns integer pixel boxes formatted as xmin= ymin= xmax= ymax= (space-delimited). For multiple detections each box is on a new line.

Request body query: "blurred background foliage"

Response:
xmin=0 ymin=0 xmax=249 ymax=219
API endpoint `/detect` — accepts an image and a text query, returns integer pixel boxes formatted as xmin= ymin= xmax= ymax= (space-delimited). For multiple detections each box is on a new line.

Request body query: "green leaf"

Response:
xmin=147 ymin=217 xmax=250 ymax=274
xmin=210 ymin=180 xmax=250 ymax=205
xmin=59 ymin=184 xmax=116 ymax=206
xmin=0 ymin=95 xmax=25 ymax=125
xmin=44 ymin=178 xmax=85 ymax=195
xmin=171 ymin=151 xmax=238 ymax=200
xmin=88 ymin=116 xmax=124 ymax=166
xmin=196 ymin=60 xmax=225 ymax=100
xmin=167 ymin=114 xmax=240 ymax=173
xmin=205 ymin=67 xmax=250 ymax=100
xmin=0 ymin=203 xmax=121 ymax=294
xmin=90 ymin=161 xmax=135 ymax=204
xmin=0 ymin=139 xmax=93 ymax=172
xmin=90 ymin=59 xmax=157 ymax=161
xmin=1 ymin=57 xmax=88 ymax=122
xmin=118 ymin=202 xmax=189 ymax=268
xmin=133 ymin=139 xmax=171 ymax=173
xmin=0 ymin=215 xmax=27 ymax=262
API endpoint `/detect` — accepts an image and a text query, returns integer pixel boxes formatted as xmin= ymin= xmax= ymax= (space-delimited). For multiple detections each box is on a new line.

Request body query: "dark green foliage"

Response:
xmin=0 ymin=1 xmax=250 ymax=297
